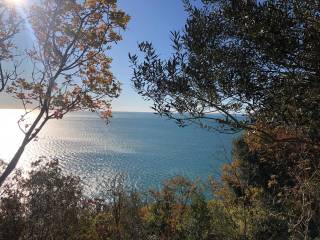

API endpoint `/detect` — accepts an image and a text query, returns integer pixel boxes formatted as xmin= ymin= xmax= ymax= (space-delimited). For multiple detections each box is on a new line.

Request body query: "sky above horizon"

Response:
xmin=0 ymin=0 xmax=188 ymax=112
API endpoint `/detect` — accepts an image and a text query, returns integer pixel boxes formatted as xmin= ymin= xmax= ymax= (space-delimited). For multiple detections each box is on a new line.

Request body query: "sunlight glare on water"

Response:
xmin=0 ymin=109 xmax=237 ymax=196
xmin=0 ymin=109 xmax=25 ymax=164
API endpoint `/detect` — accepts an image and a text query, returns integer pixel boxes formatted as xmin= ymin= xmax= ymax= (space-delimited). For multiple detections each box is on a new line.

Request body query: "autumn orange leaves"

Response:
xmin=0 ymin=0 xmax=130 ymax=186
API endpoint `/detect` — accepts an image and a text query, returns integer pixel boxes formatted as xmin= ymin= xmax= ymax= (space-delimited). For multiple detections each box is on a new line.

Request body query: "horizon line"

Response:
xmin=0 ymin=108 xmax=156 ymax=113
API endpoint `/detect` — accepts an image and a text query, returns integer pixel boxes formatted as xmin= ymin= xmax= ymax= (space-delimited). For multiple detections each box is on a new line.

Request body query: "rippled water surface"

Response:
xmin=0 ymin=110 xmax=237 ymax=194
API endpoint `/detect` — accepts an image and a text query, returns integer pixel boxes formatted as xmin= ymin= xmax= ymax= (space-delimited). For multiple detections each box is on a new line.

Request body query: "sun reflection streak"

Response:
xmin=5 ymin=0 xmax=37 ymax=43
xmin=17 ymin=3 xmax=38 ymax=43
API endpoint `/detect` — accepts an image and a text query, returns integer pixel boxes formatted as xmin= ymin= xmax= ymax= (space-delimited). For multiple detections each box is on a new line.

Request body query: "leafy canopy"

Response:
xmin=130 ymin=0 xmax=320 ymax=141
xmin=0 ymin=0 xmax=130 ymax=187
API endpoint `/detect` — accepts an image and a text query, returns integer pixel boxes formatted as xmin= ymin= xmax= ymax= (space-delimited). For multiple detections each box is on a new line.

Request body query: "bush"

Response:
xmin=1 ymin=154 xmax=319 ymax=240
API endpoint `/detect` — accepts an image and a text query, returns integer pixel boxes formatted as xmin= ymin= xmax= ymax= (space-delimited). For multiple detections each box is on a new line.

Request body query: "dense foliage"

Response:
xmin=0 ymin=0 xmax=319 ymax=239
xmin=3 ymin=156 xmax=319 ymax=239
xmin=0 ymin=159 xmax=297 ymax=240
xmin=130 ymin=0 xmax=320 ymax=139
xmin=130 ymin=0 xmax=320 ymax=239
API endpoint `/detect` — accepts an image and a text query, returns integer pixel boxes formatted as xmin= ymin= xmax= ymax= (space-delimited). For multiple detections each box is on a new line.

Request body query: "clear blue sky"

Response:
xmin=0 ymin=0 xmax=188 ymax=111
xmin=110 ymin=0 xmax=188 ymax=112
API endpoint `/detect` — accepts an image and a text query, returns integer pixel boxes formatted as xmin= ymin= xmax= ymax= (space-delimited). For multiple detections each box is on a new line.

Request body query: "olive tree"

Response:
xmin=130 ymin=0 xmax=320 ymax=142
xmin=129 ymin=1 xmax=320 ymax=237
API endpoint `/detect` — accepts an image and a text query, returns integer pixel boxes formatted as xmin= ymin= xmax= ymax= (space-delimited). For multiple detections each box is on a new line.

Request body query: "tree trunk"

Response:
xmin=0 ymin=144 xmax=26 ymax=187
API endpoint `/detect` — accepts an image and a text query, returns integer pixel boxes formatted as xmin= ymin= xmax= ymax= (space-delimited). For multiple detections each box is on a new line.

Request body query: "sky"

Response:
xmin=110 ymin=0 xmax=188 ymax=112
xmin=0 ymin=0 xmax=188 ymax=112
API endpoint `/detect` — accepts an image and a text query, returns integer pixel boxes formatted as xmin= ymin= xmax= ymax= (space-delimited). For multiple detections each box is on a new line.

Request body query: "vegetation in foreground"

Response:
xmin=1 ymin=137 xmax=319 ymax=240
xmin=129 ymin=0 xmax=320 ymax=238
xmin=1 ymin=0 xmax=319 ymax=239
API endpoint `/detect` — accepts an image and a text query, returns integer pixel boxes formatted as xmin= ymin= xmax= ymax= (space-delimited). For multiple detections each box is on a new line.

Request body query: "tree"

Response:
xmin=130 ymin=0 xmax=320 ymax=237
xmin=0 ymin=0 xmax=130 ymax=187
xmin=130 ymin=0 xmax=320 ymax=142
xmin=0 ymin=1 xmax=21 ymax=92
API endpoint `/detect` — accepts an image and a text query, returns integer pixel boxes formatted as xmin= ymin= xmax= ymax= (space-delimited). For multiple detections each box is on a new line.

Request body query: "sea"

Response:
xmin=0 ymin=110 xmax=238 ymax=195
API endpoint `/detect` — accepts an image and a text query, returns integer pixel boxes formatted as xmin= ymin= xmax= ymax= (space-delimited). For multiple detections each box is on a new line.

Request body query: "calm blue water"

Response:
xmin=1 ymin=111 xmax=238 ymax=195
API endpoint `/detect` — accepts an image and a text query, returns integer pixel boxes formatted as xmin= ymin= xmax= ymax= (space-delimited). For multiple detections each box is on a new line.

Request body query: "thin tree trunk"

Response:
xmin=0 ymin=144 xmax=25 ymax=187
